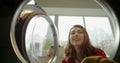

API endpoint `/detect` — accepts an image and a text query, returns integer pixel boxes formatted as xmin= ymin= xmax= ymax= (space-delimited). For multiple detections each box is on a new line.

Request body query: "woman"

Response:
xmin=62 ymin=25 xmax=106 ymax=63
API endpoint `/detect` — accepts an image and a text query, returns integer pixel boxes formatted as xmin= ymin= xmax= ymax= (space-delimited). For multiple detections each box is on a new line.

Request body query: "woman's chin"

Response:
xmin=72 ymin=42 xmax=82 ymax=46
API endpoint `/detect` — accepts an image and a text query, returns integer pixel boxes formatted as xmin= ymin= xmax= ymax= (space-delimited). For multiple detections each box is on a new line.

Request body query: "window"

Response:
xmin=58 ymin=16 xmax=84 ymax=46
xmin=25 ymin=15 xmax=54 ymax=57
xmin=85 ymin=17 xmax=114 ymax=58
xmin=49 ymin=16 xmax=55 ymax=22
xmin=58 ymin=16 xmax=114 ymax=58
xmin=25 ymin=15 xmax=114 ymax=58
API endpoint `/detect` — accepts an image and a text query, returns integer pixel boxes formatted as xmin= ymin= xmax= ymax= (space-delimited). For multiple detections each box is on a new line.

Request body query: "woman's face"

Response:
xmin=70 ymin=27 xmax=84 ymax=46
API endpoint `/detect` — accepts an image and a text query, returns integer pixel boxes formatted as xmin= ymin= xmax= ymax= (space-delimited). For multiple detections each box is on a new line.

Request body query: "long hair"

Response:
xmin=64 ymin=25 xmax=96 ymax=62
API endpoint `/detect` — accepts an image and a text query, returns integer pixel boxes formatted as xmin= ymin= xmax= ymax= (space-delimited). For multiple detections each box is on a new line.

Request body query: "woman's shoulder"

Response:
xmin=95 ymin=48 xmax=104 ymax=52
xmin=93 ymin=48 xmax=106 ymax=58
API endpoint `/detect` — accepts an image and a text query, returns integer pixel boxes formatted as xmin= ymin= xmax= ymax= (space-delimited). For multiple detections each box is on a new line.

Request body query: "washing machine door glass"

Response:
xmin=10 ymin=0 xmax=58 ymax=63
xmin=24 ymin=14 xmax=58 ymax=63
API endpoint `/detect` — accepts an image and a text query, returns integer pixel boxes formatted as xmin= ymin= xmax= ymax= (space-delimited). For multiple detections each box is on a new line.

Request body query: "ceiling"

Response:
xmin=34 ymin=0 xmax=107 ymax=16
xmin=35 ymin=0 xmax=101 ymax=8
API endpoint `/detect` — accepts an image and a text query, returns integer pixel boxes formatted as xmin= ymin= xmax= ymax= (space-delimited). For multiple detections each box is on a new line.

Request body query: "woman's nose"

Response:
xmin=75 ymin=33 xmax=79 ymax=37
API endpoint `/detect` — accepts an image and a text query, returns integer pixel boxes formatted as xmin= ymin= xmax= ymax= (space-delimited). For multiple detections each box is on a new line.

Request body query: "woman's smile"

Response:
xmin=73 ymin=38 xmax=81 ymax=41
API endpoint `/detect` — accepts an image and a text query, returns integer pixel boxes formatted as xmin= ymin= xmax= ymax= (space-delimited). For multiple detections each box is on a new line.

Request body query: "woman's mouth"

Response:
xmin=74 ymin=38 xmax=80 ymax=41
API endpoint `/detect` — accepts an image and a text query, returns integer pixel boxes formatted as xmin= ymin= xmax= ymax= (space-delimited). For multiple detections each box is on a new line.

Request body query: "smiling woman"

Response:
xmin=62 ymin=25 xmax=106 ymax=63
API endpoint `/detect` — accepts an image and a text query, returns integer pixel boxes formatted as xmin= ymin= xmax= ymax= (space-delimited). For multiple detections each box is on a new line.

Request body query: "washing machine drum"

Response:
xmin=10 ymin=0 xmax=120 ymax=63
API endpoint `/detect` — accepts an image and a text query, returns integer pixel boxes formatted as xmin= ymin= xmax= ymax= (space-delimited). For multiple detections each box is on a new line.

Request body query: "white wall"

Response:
xmin=35 ymin=0 xmax=108 ymax=16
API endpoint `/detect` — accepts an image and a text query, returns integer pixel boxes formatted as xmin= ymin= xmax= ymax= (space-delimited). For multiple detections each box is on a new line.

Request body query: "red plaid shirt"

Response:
xmin=61 ymin=48 xmax=106 ymax=63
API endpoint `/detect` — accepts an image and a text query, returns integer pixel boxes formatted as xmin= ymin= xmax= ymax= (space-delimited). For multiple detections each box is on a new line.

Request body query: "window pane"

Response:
xmin=58 ymin=16 xmax=84 ymax=46
xmin=49 ymin=16 xmax=55 ymax=23
xmin=85 ymin=17 xmax=114 ymax=58
xmin=25 ymin=15 xmax=55 ymax=63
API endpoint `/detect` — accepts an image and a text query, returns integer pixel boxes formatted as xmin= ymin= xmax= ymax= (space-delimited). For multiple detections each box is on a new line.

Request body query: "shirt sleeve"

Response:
xmin=94 ymin=48 xmax=107 ymax=58
xmin=61 ymin=57 xmax=67 ymax=63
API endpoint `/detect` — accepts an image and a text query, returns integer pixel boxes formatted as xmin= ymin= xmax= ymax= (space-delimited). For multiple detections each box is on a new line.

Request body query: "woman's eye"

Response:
xmin=71 ymin=32 xmax=75 ymax=35
xmin=78 ymin=31 xmax=83 ymax=34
